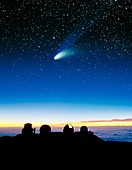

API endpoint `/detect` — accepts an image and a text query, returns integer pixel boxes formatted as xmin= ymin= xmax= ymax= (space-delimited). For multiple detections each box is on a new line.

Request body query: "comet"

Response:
xmin=54 ymin=49 xmax=74 ymax=60
xmin=55 ymin=1 xmax=118 ymax=56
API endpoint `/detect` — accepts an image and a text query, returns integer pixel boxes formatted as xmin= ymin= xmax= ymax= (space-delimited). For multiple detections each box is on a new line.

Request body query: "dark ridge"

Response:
xmin=0 ymin=123 xmax=132 ymax=159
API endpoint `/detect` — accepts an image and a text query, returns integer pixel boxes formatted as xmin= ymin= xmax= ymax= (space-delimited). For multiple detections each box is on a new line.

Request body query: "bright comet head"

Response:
xmin=54 ymin=49 xmax=74 ymax=60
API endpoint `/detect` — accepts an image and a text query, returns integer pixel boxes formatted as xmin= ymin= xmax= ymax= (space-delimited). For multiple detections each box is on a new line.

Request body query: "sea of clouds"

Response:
xmin=0 ymin=126 xmax=132 ymax=142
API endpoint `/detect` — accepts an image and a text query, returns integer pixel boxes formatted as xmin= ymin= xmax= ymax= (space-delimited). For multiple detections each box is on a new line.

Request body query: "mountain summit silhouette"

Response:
xmin=0 ymin=123 xmax=132 ymax=159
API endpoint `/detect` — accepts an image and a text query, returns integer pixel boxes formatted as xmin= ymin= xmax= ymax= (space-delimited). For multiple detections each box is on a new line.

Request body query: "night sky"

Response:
xmin=0 ymin=0 xmax=132 ymax=126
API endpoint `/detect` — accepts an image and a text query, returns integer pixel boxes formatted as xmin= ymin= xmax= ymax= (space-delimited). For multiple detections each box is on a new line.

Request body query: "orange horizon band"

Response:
xmin=0 ymin=120 xmax=132 ymax=128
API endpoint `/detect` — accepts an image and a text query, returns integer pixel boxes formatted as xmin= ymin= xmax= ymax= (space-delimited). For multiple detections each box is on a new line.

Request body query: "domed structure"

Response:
xmin=22 ymin=123 xmax=35 ymax=135
xmin=63 ymin=124 xmax=74 ymax=134
xmin=39 ymin=124 xmax=51 ymax=134
xmin=80 ymin=126 xmax=88 ymax=133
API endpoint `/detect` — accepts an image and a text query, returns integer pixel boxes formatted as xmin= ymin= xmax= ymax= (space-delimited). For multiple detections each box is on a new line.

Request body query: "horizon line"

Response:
xmin=0 ymin=117 xmax=132 ymax=128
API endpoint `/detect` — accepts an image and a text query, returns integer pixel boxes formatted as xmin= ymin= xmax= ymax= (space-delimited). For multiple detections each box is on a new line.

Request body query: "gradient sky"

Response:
xmin=0 ymin=0 xmax=132 ymax=127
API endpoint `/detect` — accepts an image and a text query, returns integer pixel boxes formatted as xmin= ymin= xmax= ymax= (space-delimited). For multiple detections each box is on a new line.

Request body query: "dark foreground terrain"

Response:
xmin=0 ymin=131 xmax=132 ymax=159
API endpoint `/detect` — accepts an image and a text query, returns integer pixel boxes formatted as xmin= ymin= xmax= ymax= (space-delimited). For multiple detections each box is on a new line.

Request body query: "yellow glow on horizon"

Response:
xmin=0 ymin=121 xmax=43 ymax=128
xmin=0 ymin=122 xmax=24 ymax=128
xmin=50 ymin=120 xmax=132 ymax=127
xmin=0 ymin=120 xmax=132 ymax=128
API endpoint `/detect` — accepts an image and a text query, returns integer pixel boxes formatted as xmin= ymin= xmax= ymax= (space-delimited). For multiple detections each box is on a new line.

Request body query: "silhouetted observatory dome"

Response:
xmin=80 ymin=126 xmax=88 ymax=133
xmin=63 ymin=124 xmax=74 ymax=134
xmin=39 ymin=124 xmax=51 ymax=134
xmin=22 ymin=123 xmax=35 ymax=135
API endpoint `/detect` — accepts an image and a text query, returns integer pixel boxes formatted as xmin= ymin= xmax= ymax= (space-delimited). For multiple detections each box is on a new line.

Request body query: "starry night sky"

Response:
xmin=0 ymin=0 xmax=132 ymax=125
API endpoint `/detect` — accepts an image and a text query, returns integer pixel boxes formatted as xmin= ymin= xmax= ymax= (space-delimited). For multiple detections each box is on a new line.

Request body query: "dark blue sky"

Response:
xmin=0 ymin=0 xmax=132 ymax=125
